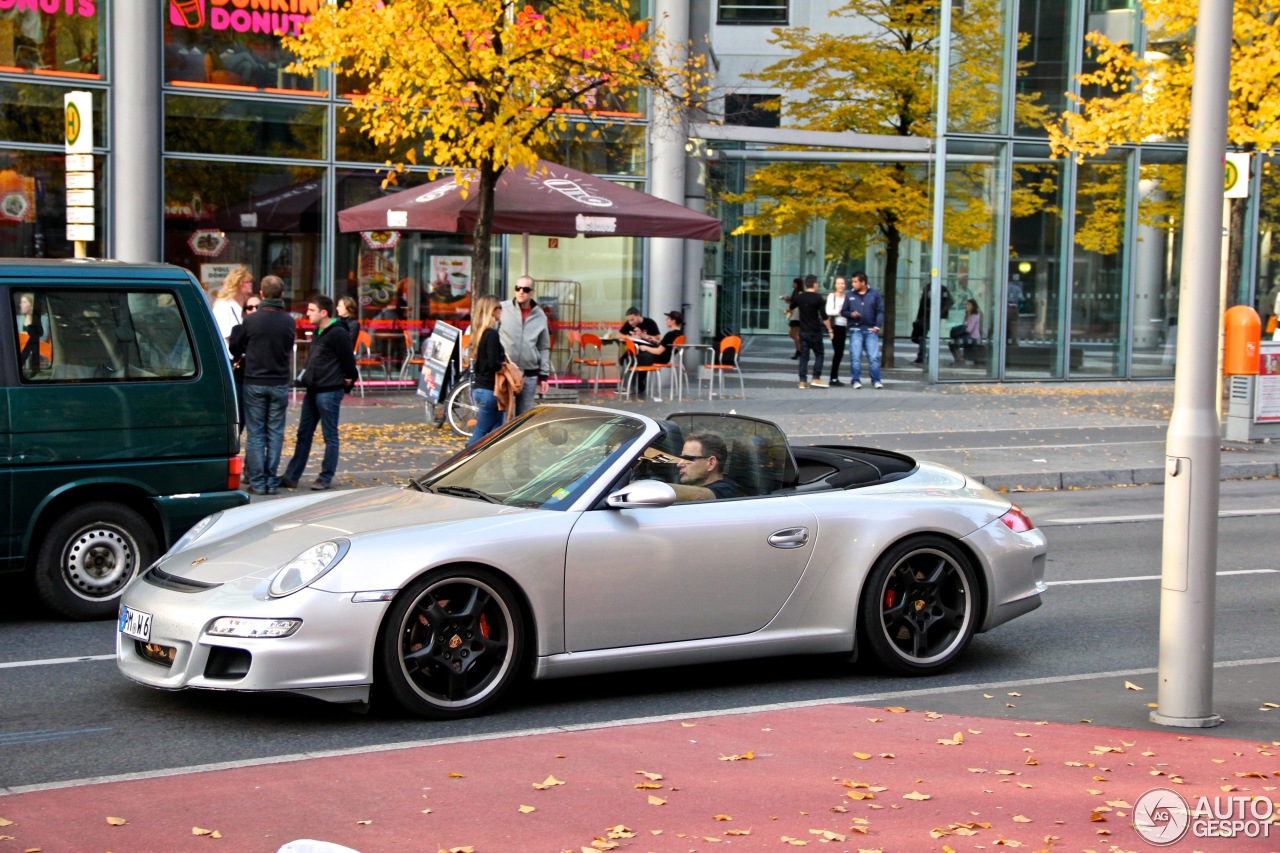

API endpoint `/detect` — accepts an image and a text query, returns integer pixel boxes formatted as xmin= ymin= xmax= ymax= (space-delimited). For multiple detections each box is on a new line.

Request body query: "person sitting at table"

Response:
xmin=672 ymin=434 xmax=742 ymax=501
xmin=633 ymin=310 xmax=683 ymax=401
xmin=618 ymin=306 xmax=660 ymax=343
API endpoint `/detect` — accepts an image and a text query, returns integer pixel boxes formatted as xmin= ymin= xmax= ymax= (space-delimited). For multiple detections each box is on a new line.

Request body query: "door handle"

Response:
xmin=768 ymin=527 xmax=809 ymax=549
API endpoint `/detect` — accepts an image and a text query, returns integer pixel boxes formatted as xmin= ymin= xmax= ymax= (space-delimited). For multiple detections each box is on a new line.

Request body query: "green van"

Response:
xmin=2 ymin=259 xmax=248 ymax=619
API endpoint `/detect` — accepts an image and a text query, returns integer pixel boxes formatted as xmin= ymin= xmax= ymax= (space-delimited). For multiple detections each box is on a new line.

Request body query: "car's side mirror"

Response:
xmin=607 ymin=479 xmax=677 ymax=509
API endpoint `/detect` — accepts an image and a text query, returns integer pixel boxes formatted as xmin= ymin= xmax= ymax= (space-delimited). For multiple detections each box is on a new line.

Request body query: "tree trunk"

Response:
xmin=1227 ymin=195 xmax=1247 ymax=306
xmin=470 ymin=160 xmax=501 ymax=297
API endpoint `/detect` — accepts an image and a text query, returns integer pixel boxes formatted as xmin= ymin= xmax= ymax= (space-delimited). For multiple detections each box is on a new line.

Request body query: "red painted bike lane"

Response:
xmin=2 ymin=703 xmax=1277 ymax=852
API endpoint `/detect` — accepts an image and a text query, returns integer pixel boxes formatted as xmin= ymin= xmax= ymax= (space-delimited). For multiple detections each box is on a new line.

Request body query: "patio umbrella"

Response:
xmin=337 ymin=159 xmax=722 ymax=242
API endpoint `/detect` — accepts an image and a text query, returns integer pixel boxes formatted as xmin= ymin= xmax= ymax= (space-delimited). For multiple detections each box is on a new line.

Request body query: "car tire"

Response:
xmin=34 ymin=502 xmax=158 ymax=621
xmin=858 ymin=535 xmax=979 ymax=676
xmin=378 ymin=567 xmax=525 ymax=719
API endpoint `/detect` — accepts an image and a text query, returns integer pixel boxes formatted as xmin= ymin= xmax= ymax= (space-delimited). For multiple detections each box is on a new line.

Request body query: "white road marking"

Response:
xmin=0 ymin=654 xmax=114 ymax=670
xmin=1043 ymin=508 xmax=1280 ymax=526
xmin=1045 ymin=568 xmax=1279 ymax=587
xmin=6 ymin=656 xmax=1280 ymax=796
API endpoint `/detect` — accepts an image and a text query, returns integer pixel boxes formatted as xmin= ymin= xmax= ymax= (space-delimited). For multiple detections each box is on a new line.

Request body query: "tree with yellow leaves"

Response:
xmin=724 ymin=0 xmax=1047 ymax=362
xmin=1047 ymin=0 xmax=1280 ymax=298
xmin=284 ymin=0 xmax=704 ymax=286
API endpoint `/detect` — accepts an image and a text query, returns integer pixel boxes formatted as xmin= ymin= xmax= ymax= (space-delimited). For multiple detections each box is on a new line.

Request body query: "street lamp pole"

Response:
xmin=1151 ymin=0 xmax=1233 ymax=728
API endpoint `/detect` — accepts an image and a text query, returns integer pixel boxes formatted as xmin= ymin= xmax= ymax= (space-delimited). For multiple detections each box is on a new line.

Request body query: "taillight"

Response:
xmin=228 ymin=456 xmax=243 ymax=491
xmin=999 ymin=504 xmax=1035 ymax=533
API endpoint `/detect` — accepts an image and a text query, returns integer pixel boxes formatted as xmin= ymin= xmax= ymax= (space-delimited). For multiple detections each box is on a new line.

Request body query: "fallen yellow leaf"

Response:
xmin=192 ymin=826 xmax=215 ymax=836
xmin=532 ymin=775 xmax=565 ymax=789
xmin=852 ymin=752 xmax=872 ymax=760
xmin=937 ymin=732 xmax=964 ymax=746
xmin=448 ymin=772 xmax=465 ymax=778
xmin=1012 ymin=815 xmax=1032 ymax=823
xmin=724 ymin=828 xmax=751 ymax=836
xmin=518 ymin=805 xmax=536 ymax=814
xmin=635 ymin=770 xmax=663 ymax=781
xmin=885 ymin=706 xmax=908 ymax=713
xmin=809 ymin=829 xmax=845 ymax=841
xmin=106 ymin=817 xmax=127 ymax=826
xmin=0 ymin=820 xmax=11 ymax=827
xmin=714 ymin=814 xmax=733 ymax=821
xmin=780 ymin=836 xmax=808 ymax=846
xmin=719 ymin=751 xmax=754 ymax=761
xmin=634 ymin=782 xmax=662 ymax=789
xmin=648 ymin=795 xmax=666 ymax=806
xmin=1124 ymin=681 xmax=1143 ymax=691
xmin=903 ymin=791 xmax=931 ymax=801
xmin=356 ymin=820 xmax=372 ymax=826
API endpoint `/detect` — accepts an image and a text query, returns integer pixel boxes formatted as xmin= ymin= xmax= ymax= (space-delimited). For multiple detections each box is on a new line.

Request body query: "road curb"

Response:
xmin=979 ymin=461 xmax=1279 ymax=492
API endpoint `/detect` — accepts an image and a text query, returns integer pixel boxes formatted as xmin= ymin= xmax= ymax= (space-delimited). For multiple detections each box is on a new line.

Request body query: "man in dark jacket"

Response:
xmin=230 ymin=275 xmax=296 ymax=495
xmin=281 ymin=295 xmax=358 ymax=491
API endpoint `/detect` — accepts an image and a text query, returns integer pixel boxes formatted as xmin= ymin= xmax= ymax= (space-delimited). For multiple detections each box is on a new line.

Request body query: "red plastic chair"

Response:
xmin=578 ymin=333 xmax=617 ymax=394
xmin=704 ymin=335 xmax=746 ymax=399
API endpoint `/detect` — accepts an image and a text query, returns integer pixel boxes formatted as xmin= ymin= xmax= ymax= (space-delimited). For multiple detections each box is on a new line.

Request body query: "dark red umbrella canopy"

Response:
xmin=338 ymin=159 xmax=722 ymax=241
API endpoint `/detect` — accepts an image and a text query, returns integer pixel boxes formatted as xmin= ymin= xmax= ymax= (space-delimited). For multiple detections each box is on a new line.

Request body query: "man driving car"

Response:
xmin=672 ymin=435 xmax=742 ymax=502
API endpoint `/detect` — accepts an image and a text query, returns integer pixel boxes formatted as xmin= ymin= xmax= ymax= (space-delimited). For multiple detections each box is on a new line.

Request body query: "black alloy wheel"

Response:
xmin=858 ymin=535 xmax=978 ymax=675
xmin=379 ymin=568 xmax=524 ymax=718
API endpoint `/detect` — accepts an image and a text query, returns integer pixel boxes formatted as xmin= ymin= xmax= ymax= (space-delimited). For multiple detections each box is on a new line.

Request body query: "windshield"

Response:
xmin=418 ymin=408 xmax=648 ymax=510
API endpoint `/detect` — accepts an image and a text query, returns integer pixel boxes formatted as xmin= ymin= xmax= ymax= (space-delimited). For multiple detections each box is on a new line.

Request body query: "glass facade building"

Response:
xmin=703 ymin=0 xmax=1270 ymax=381
xmin=1 ymin=2 xmax=650 ymax=340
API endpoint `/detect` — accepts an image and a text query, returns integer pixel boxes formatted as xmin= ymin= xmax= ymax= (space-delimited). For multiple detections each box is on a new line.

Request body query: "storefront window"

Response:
xmin=0 ymin=3 xmax=101 ymax=78
xmin=0 ymin=149 xmax=103 ymax=258
xmin=0 ymin=79 xmax=104 ymax=146
xmin=1070 ymin=154 xmax=1130 ymax=377
xmin=949 ymin=0 xmax=1010 ymax=135
xmin=938 ymin=142 xmax=1006 ymax=380
xmin=164 ymin=93 xmax=325 ymax=160
xmin=1015 ymin=0 xmax=1073 ymax=135
xmin=1130 ymin=150 xmax=1183 ymax=378
xmin=164 ymin=159 xmax=325 ymax=309
xmin=534 ymin=123 xmax=646 ymax=178
xmin=164 ymin=2 xmax=326 ymax=93
xmin=1007 ymin=143 xmax=1067 ymax=379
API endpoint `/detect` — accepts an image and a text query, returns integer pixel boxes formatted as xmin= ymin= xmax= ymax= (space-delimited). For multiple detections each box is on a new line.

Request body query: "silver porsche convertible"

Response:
xmin=117 ymin=406 xmax=1047 ymax=719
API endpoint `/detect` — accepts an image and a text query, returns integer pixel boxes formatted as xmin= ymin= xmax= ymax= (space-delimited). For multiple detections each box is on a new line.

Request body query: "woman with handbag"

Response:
xmin=467 ymin=295 xmax=508 ymax=447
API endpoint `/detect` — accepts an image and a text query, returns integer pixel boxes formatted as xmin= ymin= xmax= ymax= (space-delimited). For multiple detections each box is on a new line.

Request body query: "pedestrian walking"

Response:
xmin=792 ymin=275 xmax=830 ymax=389
xmin=781 ymin=277 xmax=803 ymax=359
xmin=230 ymin=275 xmax=295 ymax=495
xmin=467 ymin=294 xmax=507 ymax=447
xmin=840 ymin=272 xmax=885 ymax=389
xmin=498 ymin=275 xmax=551 ymax=415
xmin=281 ymin=296 xmax=358 ymax=491
xmin=826 ymin=276 xmax=849 ymax=385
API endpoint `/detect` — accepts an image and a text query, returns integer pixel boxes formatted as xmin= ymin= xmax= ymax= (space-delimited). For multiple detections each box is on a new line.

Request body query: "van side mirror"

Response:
xmin=607 ymin=479 xmax=676 ymax=509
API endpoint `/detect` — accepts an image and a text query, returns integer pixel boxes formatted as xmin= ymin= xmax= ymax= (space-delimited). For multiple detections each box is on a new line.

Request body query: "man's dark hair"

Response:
xmin=804 ymin=274 xmax=819 ymax=289
xmin=852 ymin=271 xmax=868 ymax=283
xmin=312 ymin=294 xmax=335 ymax=318
xmin=260 ymin=276 xmax=284 ymax=299
xmin=690 ymin=434 xmax=729 ymax=472
xmin=625 ymin=306 xmax=641 ymax=317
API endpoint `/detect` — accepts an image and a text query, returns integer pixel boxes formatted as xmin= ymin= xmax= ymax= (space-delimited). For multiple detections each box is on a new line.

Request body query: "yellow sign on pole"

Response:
xmin=1224 ymin=152 xmax=1250 ymax=198
xmin=64 ymin=91 xmax=95 ymax=254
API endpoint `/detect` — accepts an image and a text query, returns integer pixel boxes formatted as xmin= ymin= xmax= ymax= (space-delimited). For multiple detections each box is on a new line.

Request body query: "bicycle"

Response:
xmin=442 ymin=370 xmax=476 ymax=439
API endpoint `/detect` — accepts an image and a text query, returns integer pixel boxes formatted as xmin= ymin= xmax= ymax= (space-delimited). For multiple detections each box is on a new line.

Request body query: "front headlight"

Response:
xmin=170 ymin=511 xmax=222 ymax=555
xmin=268 ymin=539 xmax=350 ymax=598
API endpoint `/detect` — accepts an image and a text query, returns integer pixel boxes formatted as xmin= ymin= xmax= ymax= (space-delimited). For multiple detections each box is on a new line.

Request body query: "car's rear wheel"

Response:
xmin=34 ymin=502 xmax=158 ymax=620
xmin=378 ymin=567 xmax=524 ymax=719
xmin=859 ymin=535 xmax=978 ymax=675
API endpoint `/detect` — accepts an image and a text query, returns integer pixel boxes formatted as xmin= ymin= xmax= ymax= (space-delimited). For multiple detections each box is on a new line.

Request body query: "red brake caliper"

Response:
xmin=479 ymin=614 xmax=491 ymax=639
xmin=884 ymin=589 xmax=896 ymax=609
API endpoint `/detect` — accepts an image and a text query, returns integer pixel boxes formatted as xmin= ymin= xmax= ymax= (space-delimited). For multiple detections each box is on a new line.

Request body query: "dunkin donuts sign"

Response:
xmin=170 ymin=0 xmax=317 ymax=36
xmin=0 ymin=0 xmax=96 ymax=16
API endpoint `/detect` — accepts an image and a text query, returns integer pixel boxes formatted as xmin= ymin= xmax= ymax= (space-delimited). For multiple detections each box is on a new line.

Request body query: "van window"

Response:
xmin=14 ymin=289 xmax=197 ymax=383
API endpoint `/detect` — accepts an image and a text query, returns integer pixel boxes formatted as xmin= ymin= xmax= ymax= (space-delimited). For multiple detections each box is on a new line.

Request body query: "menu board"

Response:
xmin=417 ymin=321 xmax=461 ymax=405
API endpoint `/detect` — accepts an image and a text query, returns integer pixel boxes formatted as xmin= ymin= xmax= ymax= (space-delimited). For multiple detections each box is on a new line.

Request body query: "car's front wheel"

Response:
xmin=378 ymin=567 xmax=524 ymax=719
xmin=859 ymin=535 xmax=978 ymax=675
xmin=34 ymin=502 xmax=158 ymax=620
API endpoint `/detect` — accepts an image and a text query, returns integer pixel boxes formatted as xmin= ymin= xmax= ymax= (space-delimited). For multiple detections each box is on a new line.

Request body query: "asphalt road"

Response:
xmin=2 ymin=479 xmax=1277 ymax=793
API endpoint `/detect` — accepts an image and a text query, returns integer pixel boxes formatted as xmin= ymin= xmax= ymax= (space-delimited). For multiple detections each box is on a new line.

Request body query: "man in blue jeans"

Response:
xmin=840 ymin=271 xmax=885 ymax=389
xmin=281 ymin=296 xmax=358 ymax=491
xmin=230 ymin=276 xmax=295 ymax=494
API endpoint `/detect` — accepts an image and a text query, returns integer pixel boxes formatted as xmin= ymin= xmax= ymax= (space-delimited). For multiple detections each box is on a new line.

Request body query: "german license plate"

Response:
xmin=119 ymin=606 xmax=152 ymax=642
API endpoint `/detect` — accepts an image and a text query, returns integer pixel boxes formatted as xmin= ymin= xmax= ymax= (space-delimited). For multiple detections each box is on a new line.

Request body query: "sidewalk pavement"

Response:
xmin=3 ymin=700 xmax=1277 ymax=851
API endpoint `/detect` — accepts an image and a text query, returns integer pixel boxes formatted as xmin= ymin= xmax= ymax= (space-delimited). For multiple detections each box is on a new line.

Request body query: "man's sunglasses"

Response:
xmin=515 ymin=286 xmax=534 ymax=293
xmin=245 ymin=304 xmax=259 ymax=312
xmin=678 ymin=454 xmax=710 ymax=462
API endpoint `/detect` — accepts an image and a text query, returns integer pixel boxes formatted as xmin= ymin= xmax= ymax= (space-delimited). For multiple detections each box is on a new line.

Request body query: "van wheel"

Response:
xmin=34 ymin=503 xmax=158 ymax=621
